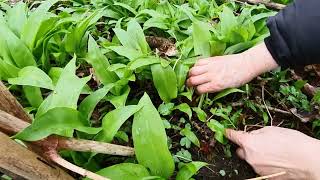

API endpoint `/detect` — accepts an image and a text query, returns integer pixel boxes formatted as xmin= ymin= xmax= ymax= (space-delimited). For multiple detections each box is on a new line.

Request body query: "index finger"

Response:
xmin=225 ymin=129 xmax=248 ymax=147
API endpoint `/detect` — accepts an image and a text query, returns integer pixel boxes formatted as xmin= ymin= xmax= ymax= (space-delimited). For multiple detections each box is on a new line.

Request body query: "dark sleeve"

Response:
xmin=264 ymin=0 xmax=320 ymax=68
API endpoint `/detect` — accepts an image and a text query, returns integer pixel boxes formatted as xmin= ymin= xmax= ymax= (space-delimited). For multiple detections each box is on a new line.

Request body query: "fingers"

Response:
xmin=186 ymin=74 xmax=210 ymax=87
xmin=236 ymin=148 xmax=246 ymax=160
xmin=194 ymin=59 xmax=211 ymax=66
xmin=196 ymin=82 xmax=222 ymax=94
xmin=188 ymin=66 xmax=208 ymax=77
xmin=225 ymin=129 xmax=248 ymax=147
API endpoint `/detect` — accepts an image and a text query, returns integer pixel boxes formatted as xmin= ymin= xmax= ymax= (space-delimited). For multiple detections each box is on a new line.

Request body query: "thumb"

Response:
xmin=225 ymin=129 xmax=248 ymax=147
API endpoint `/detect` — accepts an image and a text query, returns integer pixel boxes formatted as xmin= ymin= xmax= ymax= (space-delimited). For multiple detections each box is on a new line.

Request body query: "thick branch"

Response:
xmin=0 ymin=110 xmax=134 ymax=156
xmin=58 ymin=138 xmax=134 ymax=156
xmin=290 ymin=70 xmax=318 ymax=96
xmin=235 ymin=0 xmax=285 ymax=10
xmin=0 ymin=132 xmax=74 ymax=180
xmin=0 ymin=82 xmax=32 ymax=123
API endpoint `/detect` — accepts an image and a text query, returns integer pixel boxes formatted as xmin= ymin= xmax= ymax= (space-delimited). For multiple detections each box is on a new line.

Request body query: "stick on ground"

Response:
xmin=235 ymin=0 xmax=285 ymax=10
xmin=0 ymin=131 xmax=74 ymax=180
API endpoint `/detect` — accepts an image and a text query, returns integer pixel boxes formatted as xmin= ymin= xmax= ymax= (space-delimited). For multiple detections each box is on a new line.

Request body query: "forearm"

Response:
xmin=242 ymin=42 xmax=279 ymax=77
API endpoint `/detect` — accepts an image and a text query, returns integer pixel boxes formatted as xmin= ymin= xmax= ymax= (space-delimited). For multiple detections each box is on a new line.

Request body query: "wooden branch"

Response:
xmin=290 ymin=70 xmax=318 ymax=96
xmin=0 ymin=82 xmax=32 ymax=123
xmin=231 ymin=102 xmax=291 ymax=115
xmin=235 ymin=0 xmax=285 ymax=10
xmin=0 ymin=110 xmax=134 ymax=156
xmin=0 ymin=132 xmax=74 ymax=180
xmin=58 ymin=138 xmax=135 ymax=156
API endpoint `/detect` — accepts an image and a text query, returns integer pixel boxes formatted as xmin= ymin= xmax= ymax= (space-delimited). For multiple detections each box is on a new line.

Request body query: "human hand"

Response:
xmin=225 ymin=126 xmax=320 ymax=179
xmin=186 ymin=43 xmax=279 ymax=94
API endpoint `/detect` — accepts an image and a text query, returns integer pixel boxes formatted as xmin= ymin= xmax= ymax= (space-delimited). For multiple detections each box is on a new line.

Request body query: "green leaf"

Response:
xmin=158 ymin=103 xmax=175 ymax=116
xmin=113 ymin=28 xmax=140 ymax=52
xmin=176 ymin=161 xmax=207 ymax=180
xmin=129 ymin=57 xmax=160 ymax=70
xmin=174 ymin=103 xmax=192 ymax=120
xmin=14 ymin=107 xmax=101 ymax=141
xmin=0 ymin=22 xmax=36 ymax=68
xmin=79 ymin=84 xmax=114 ymax=125
xmin=219 ymin=6 xmax=237 ymax=35
xmin=21 ymin=0 xmax=58 ymax=49
xmin=87 ymin=35 xmax=119 ymax=85
xmin=192 ymin=20 xmax=211 ymax=57
xmin=108 ymin=46 xmax=142 ymax=60
xmin=106 ymin=86 xmax=130 ymax=108
xmin=207 ymin=120 xmax=227 ymax=144
xmin=65 ymin=9 xmax=104 ymax=53
xmin=23 ymin=86 xmax=43 ymax=108
xmin=174 ymin=63 xmax=189 ymax=91
xmin=98 ymin=105 xmax=142 ymax=143
xmin=151 ymin=63 xmax=177 ymax=103
xmin=8 ymin=66 xmax=54 ymax=90
xmin=312 ymin=91 xmax=320 ymax=104
xmin=127 ymin=19 xmax=149 ymax=54
xmin=36 ymin=57 xmax=91 ymax=117
xmin=84 ymin=163 xmax=150 ymax=180
xmin=0 ymin=59 xmax=20 ymax=80
xmin=192 ymin=107 xmax=207 ymax=122
xmin=180 ymin=128 xmax=200 ymax=147
xmin=132 ymin=93 xmax=175 ymax=178
xmin=213 ymin=88 xmax=244 ymax=101
xmin=6 ymin=1 xmax=27 ymax=36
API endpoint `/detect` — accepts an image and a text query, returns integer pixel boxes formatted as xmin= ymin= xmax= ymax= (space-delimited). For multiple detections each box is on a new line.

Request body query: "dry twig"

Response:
xmin=245 ymin=171 xmax=286 ymax=180
xmin=234 ymin=0 xmax=285 ymax=10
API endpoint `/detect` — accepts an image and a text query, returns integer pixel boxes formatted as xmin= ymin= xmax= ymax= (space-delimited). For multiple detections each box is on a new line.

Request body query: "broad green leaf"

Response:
xmin=79 ymin=84 xmax=114 ymax=124
xmin=180 ymin=128 xmax=200 ymax=147
xmin=151 ymin=64 xmax=177 ymax=103
xmin=174 ymin=103 xmax=192 ymax=120
xmin=87 ymin=35 xmax=119 ymax=85
xmin=84 ymin=163 xmax=150 ymax=180
xmin=23 ymin=86 xmax=43 ymax=108
xmin=65 ymin=9 xmax=104 ymax=53
xmin=209 ymin=40 xmax=226 ymax=56
xmin=212 ymin=88 xmax=244 ymax=101
xmin=113 ymin=28 xmax=140 ymax=52
xmin=143 ymin=17 xmax=169 ymax=30
xmin=108 ymin=46 xmax=142 ymax=60
xmin=219 ymin=6 xmax=237 ymax=35
xmin=207 ymin=120 xmax=227 ymax=144
xmin=129 ymin=57 xmax=160 ymax=70
xmin=106 ymin=86 xmax=130 ymax=108
xmin=174 ymin=63 xmax=189 ymax=91
xmin=0 ymin=22 xmax=36 ymax=68
xmin=127 ymin=19 xmax=149 ymax=54
xmin=48 ymin=67 xmax=63 ymax=85
xmin=158 ymin=103 xmax=174 ymax=116
xmin=6 ymin=1 xmax=27 ymax=36
xmin=0 ymin=60 xmax=20 ymax=80
xmin=192 ymin=107 xmax=207 ymax=122
xmin=14 ymin=107 xmax=101 ymax=141
xmin=8 ymin=66 xmax=54 ymax=90
xmin=176 ymin=161 xmax=207 ymax=180
xmin=36 ymin=57 xmax=91 ymax=117
xmin=133 ymin=93 xmax=174 ymax=178
xmin=21 ymin=0 xmax=59 ymax=49
xmin=98 ymin=105 xmax=142 ymax=143
xmin=192 ymin=20 xmax=211 ymax=57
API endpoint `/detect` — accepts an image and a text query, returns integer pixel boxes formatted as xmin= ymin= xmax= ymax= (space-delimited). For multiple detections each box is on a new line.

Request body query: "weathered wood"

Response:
xmin=58 ymin=137 xmax=135 ymax=156
xmin=0 ymin=110 xmax=134 ymax=156
xmin=235 ymin=0 xmax=285 ymax=10
xmin=0 ymin=132 xmax=74 ymax=180
xmin=0 ymin=82 xmax=32 ymax=123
